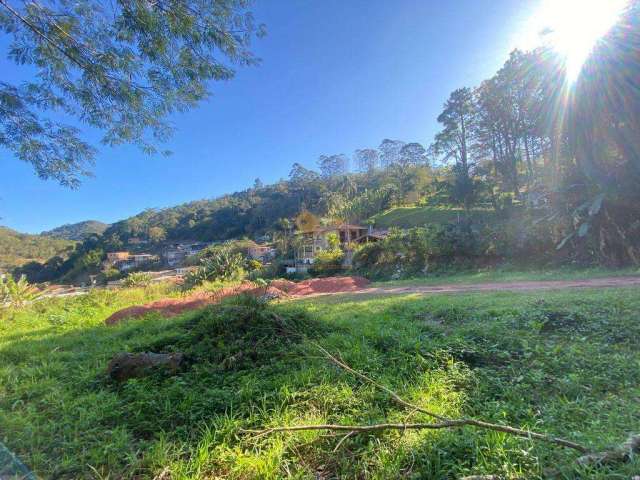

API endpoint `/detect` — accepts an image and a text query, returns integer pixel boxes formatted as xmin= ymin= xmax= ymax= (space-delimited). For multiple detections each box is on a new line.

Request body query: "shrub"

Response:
xmin=0 ymin=274 xmax=42 ymax=308
xmin=309 ymin=248 xmax=344 ymax=276
xmin=102 ymin=267 xmax=122 ymax=282
xmin=122 ymin=272 xmax=153 ymax=288
xmin=183 ymin=245 xmax=246 ymax=289
xmin=353 ymin=221 xmax=493 ymax=279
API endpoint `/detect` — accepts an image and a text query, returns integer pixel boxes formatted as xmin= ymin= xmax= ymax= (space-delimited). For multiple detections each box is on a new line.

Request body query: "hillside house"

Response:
xmin=164 ymin=242 xmax=209 ymax=267
xmin=294 ymin=224 xmax=369 ymax=272
xmin=247 ymin=244 xmax=277 ymax=262
xmin=105 ymin=251 xmax=159 ymax=272
xmin=352 ymin=229 xmax=389 ymax=244
xmin=106 ymin=251 xmax=130 ymax=263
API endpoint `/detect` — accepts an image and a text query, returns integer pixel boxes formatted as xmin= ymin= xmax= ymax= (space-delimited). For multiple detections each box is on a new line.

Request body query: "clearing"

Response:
xmin=1 ymin=278 xmax=639 ymax=478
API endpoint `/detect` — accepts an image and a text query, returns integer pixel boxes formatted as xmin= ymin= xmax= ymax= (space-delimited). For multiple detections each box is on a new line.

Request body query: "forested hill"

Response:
xmin=99 ymin=163 xmax=407 ymax=246
xmin=42 ymin=221 xmax=109 ymax=241
xmin=0 ymin=227 xmax=75 ymax=272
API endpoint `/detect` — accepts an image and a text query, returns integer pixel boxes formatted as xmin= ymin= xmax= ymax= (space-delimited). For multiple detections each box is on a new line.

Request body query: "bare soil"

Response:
xmin=104 ymin=276 xmax=371 ymax=325
xmin=104 ymin=276 xmax=640 ymax=325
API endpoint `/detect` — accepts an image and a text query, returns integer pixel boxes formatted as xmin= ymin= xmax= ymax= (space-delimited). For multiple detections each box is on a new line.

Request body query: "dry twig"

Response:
xmin=247 ymin=342 xmax=590 ymax=454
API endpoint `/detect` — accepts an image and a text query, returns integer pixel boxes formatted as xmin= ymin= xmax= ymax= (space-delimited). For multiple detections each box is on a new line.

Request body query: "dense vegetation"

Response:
xmin=41 ymin=220 xmax=109 ymax=241
xmin=1 ymin=285 xmax=638 ymax=478
xmin=0 ymin=226 xmax=74 ymax=272
xmin=16 ymin=1 xmax=638 ymax=284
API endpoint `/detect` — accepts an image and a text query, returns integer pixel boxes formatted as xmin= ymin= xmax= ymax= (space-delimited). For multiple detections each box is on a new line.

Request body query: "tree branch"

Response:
xmin=248 ymin=342 xmax=590 ymax=454
xmin=0 ymin=0 xmax=87 ymax=70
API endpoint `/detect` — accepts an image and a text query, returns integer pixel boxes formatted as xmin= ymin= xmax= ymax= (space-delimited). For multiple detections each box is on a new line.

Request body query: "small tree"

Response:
xmin=295 ymin=210 xmax=320 ymax=232
xmin=0 ymin=274 xmax=41 ymax=308
xmin=183 ymin=245 xmax=246 ymax=289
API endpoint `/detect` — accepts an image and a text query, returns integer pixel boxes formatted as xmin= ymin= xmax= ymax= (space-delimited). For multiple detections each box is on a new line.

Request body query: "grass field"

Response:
xmin=370 ymin=205 xmax=496 ymax=229
xmin=1 ymin=283 xmax=639 ymax=478
xmin=372 ymin=266 xmax=640 ymax=287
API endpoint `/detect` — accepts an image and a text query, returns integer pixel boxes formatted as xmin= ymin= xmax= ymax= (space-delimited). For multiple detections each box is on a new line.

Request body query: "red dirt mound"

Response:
xmin=288 ymin=276 xmax=370 ymax=296
xmin=269 ymin=279 xmax=297 ymax=293
xmin=104 ymin=276 xmax=369 ymax=325
xmin=105 ymin=283 xmax=267 ymax=325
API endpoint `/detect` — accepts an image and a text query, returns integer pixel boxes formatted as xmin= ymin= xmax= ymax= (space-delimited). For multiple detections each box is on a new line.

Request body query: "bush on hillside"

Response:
xmin=183 ymin=245 xmax=246 ymax=289
xmin=309 ymin=248 xmax=345 ymax=276
xmin=353 ymin=221 xmax=494 ymax=279
xmin=122 ymin=271 xmax=153 ymax=288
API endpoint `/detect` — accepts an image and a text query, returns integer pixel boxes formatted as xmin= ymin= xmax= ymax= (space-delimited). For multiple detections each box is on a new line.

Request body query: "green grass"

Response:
xmin=370 ymin=205 xmax=495 ymax=229
xmin=1 ymin=284 xmax=640 ymax=478
xmin=372 ymin=266 xmax=640 ymax=287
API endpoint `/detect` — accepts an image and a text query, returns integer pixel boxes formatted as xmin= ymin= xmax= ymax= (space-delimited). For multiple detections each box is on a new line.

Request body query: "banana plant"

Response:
xmin=0 ymin=274 xmax=42 ymax=308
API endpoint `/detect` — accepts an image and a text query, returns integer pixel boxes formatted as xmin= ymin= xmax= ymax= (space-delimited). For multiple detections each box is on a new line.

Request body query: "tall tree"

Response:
xmin=0 ymin=0 xmax=265 ymax=186
xmin=431 ymin=88 xmax=475 ymax=171
xmin=398 ymin=142 xmax=427 ymax=167
xmin=317 ymin=154 xmax=349 ymax=178
xmin=353 ymin=148 xmax=379 ymax=173
xmin=378 ymin=139 xmax=405 ymax=168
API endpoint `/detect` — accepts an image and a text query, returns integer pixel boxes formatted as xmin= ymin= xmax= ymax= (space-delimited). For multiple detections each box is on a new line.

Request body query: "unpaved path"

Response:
xmin=310 ymin=276 xmax=640 ymax=298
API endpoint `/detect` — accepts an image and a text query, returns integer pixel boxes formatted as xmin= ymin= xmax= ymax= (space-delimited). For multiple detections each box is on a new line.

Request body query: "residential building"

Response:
xmin=294 ymin=224 xmax=369 ymax=272
xmin=247 ymin=244 xmax=277 ymax=262
xmin=106 ymin=251 xmax=130 ymax=263
xmin=164 ymin=242 xmax=209 ymax=267
xmin=105 ymin=251 xmax=159 ymax=272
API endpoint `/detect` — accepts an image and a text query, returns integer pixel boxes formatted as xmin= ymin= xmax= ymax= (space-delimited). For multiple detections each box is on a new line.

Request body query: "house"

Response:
xmin=294 ymin=224 xmax=369 ymax=272
xmin=129 ymin=253 xmax=158 ymax=265
xmin=175 ymin=266 xmax=197 ymax=276
xmin=106 ymin=251 xmax=130 ymax=263
xmin=247 ymin=244 xmax=277 ymax=262
xmin=164 ymin=242 xmax=209 ymax=267
xmin=105 ymin=251 xmax=159 ymax=272
xmin=353 ymin=229 xmax=389 ymax=244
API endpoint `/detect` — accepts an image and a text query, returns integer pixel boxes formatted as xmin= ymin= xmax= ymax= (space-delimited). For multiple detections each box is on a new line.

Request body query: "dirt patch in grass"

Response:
xmin=288 ymin=276 xmax=370 ymax=296
xmin=104 ymin=283 xmax=286 ymax=325
xmin=104 ymin=276 xmax=370 ymax=324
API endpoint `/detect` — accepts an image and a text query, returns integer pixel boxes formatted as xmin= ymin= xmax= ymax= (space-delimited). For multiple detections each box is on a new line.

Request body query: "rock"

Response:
xmin=576 ymin=434 xmax=640 ymax=467
xmin=107 ymin=352 xmax=184 ymax=382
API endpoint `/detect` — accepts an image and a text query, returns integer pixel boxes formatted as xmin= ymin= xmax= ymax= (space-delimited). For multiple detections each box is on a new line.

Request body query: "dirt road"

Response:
xmin=324 ymin=276 xmax=640 ymax=297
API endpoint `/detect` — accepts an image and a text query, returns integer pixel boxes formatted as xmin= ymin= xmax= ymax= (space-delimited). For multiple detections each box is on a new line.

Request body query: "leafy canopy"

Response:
xmin=0 ymin=0 xmax=265 ymax=186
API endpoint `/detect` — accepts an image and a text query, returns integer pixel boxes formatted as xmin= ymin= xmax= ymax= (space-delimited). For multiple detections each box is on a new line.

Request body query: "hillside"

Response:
xmin=371 ymin=205 xmax=496 ymax=229
xmin=0 ymin=227 xmax=75 ymax=272
xmin=42 ymin=220 xmax=109 ymax=241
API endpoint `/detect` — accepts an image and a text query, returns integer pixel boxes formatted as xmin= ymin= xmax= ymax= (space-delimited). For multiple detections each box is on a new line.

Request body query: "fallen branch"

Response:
xmin=247 ymin=419 xmax=587 ymax=452
xmin=247 ymin=342 xmax=589 ymax=453
xmin=313 ymin=343 xmax=589 ymax=452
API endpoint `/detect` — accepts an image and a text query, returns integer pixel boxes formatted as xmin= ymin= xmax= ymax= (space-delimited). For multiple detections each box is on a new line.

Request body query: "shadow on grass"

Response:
xmin=1 ymin=290 xmax=639 ymax=479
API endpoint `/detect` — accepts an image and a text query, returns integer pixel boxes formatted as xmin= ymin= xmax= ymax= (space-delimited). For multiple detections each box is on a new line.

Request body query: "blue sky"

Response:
xmin=1 ymin=0 xmax=540 ymax=233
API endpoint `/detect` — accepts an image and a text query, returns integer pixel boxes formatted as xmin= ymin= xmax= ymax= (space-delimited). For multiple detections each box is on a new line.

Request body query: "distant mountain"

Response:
xmin=42 ymin=220 xmax=109 ymax=241
xmin=0 ymin=227 xmax=75 ymax=272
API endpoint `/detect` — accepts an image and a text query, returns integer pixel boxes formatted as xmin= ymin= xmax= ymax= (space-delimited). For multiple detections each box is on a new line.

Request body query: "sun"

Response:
xmin=519 ymin=0 xmax=628 ymax=81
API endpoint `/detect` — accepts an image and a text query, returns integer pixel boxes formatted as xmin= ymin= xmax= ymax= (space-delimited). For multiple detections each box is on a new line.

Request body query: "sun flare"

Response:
xmin=520 ymin=0 xmax=628 ymax=80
